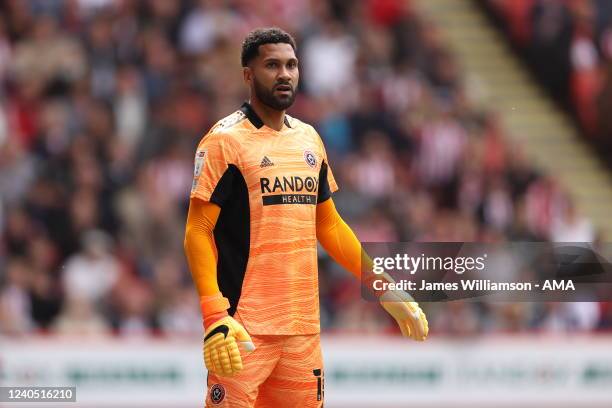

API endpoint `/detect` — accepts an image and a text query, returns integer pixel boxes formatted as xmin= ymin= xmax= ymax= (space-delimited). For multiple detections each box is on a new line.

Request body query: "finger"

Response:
xmin=204 ymin=346 xmax=212 ymax=372
xmin=205 ymin=333 xmax=225 ymax=348
xmin=211 ymin=347 xmax=222 ymax=375
xmin=412 ymin=307 xmax=427 ymax=340
xmin=227 ymin=339 xmax=243 ymax=373
xmin=217 ymin=342 xmax=232 ymax=376
xmin=398 ymin=321 xmax=411 ymax=338
xmin=234 ymin=326 xmax=256 ymax=353
xmin=240 ymin=341 xmax=255 ymax=352
xmin=408 ymin=322 xmax=419 ymax=341
xmin=413 ymin=322 xmax=425 ymax=341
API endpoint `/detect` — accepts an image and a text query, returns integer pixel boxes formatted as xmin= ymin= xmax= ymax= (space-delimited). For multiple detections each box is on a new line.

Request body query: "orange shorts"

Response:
xmin=205 ymin=333 xmax=324 ymax=407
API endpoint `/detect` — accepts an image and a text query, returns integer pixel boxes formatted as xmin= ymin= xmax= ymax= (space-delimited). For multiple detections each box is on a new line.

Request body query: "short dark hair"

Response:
xmin=241 ymin=27 xmax=297 ymax=67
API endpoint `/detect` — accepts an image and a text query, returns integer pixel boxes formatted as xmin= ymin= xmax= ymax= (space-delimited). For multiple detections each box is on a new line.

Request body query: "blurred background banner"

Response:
xmin=0 ymin=0 xmax=611 ymax=407
xmin=3 ymin=335 xmax=612 ymax=407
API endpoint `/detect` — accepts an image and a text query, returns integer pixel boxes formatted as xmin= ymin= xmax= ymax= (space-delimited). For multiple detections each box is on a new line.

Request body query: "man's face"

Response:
xmin=245 ymin=43 xmax=299 ymax=111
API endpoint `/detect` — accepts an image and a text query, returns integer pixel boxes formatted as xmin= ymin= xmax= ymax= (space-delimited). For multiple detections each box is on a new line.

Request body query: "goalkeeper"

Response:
xmin=184 ymin=27 xmax=428 ymax=408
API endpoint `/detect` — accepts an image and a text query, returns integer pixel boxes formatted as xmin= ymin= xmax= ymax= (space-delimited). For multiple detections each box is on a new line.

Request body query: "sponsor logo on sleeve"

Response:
xmin=194 ymin=150 xmax=207 ymax=177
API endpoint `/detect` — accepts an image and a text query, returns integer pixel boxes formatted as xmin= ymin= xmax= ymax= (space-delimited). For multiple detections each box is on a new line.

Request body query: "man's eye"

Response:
xmin=288 ymin=62 xmax=297 ymax=69
xmin=267 ymin=62 xmax=277 ymax=68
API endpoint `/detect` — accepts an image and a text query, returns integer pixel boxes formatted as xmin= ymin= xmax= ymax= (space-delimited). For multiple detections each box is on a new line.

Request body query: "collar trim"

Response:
xmin=240 ymin=102 xmax=292 ymax=130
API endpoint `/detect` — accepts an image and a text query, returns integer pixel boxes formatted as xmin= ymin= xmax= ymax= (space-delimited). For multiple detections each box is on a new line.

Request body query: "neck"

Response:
xmin=249 ymin=97 xmax=285 ymax=131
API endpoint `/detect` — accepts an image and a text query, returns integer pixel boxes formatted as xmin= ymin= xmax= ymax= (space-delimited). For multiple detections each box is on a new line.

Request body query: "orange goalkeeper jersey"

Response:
xmin=190 ymin=102 xmax=338 ymax=335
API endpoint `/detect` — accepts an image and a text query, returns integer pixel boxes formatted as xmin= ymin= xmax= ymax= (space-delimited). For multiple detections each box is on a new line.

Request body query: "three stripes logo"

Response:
xmin=260 ymin=156 xmax=274 ymax=168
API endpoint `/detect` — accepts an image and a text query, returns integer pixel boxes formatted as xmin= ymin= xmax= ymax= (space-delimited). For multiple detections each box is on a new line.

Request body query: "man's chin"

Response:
xmin=266 ymin=96 xmax=295 ymax=111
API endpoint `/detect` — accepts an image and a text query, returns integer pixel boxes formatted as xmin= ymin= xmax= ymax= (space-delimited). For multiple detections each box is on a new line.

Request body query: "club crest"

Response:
xmin=304 ymin=150 xmax=317 ymax=168
xmin=210 ymin=384 xmax=225 ymax=404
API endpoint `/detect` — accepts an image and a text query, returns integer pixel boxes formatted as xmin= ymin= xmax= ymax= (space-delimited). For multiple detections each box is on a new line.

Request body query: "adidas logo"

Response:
xmin=260 ymin=156 xmax=274 ymax=167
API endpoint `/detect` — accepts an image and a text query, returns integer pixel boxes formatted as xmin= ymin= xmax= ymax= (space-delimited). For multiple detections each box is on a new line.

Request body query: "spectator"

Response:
xmin=550 ymin=199 xmax=595 ymax=242
xmin=62 ymin=230 xmax=119 ymax=304
xmin=53 ymin=296 xmax=110 ymax=337
xmin=0 ymin=257 xmax=33 ymax=335
xmin=487 ymin=0 xmax=612 ymax=163
xmin=0 ymin=0 xmax=600 ymax=338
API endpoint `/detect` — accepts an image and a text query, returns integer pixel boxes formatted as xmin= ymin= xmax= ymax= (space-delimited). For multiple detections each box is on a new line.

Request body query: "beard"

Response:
xmin=253 ymin=76 xmax=296 ymax=111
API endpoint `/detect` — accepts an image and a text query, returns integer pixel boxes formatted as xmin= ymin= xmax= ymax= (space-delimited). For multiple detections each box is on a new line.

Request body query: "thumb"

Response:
xmin=234 ymin=324 xmax=256 ymax=352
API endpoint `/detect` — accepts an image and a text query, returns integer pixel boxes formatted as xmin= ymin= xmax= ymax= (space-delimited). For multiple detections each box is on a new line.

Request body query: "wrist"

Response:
xmin=200 ymin=293 xmax=230 ymax=329
xmin=203 ymin=310 xmax=229 ymax=329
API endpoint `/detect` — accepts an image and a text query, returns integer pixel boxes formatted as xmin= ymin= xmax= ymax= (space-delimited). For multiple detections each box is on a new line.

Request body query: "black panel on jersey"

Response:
xmin=210 ymin=165 xmax=236 ymax=207
xmin=210 ymin=164 xmax=250 ymax=316
xmin=240 ymin=101 xmax=292 ymax=129
xmin=318 ymin=160 xmax=332 ymax=203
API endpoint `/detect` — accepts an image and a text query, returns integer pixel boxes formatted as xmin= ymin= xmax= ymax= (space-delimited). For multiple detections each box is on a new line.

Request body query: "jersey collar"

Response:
xmin=240 ymin=102 xmax=292 ymax=130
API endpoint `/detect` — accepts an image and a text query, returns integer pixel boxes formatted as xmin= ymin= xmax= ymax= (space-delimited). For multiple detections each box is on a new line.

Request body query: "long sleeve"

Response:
xmin=316 ymin=199 xmax=428 ymax=341
xmin=184 ymin=198 xmax=221 ymax=295
xmin=184 ymin=198 xmax=230 ymax=326
xmin=316 ymin=198 xmax=370 ymax=279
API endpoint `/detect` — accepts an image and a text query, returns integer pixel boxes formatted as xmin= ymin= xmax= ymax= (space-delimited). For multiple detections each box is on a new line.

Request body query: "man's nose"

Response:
xmin=278 ymin=66 xmax=291 ymax=81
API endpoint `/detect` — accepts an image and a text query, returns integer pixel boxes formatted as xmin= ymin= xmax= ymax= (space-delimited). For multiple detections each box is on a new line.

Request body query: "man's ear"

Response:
xmin=243 ymin=67 xmax=252 ymax=86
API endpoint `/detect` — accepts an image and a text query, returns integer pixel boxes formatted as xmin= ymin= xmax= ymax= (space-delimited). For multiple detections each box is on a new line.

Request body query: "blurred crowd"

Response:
xmin=0 ymin=0 xmax=610 ymax=339
xmin=484 ymin=0 xmax=612 ymax=162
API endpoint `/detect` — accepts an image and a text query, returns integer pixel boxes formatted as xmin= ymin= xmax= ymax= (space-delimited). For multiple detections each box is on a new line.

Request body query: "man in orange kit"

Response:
xmin=184 ymin=27 xmax=428 ymax=407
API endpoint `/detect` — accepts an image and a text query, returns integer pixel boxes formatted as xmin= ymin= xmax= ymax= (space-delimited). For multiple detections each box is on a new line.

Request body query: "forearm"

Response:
xmin=316 ymin=199 xmax=394 ymax=294
xmin=316 ymin=200 xmax=428 ymax=340
xmin=184 ymin=199 xmax=228 ymax=326
xmin=184 ymin=198 xmax=221 ymax=295
xmin=316 ymin=199 xmax=371 ymax=279
xmin=186 ymin=200 xmax=254 ymax=375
